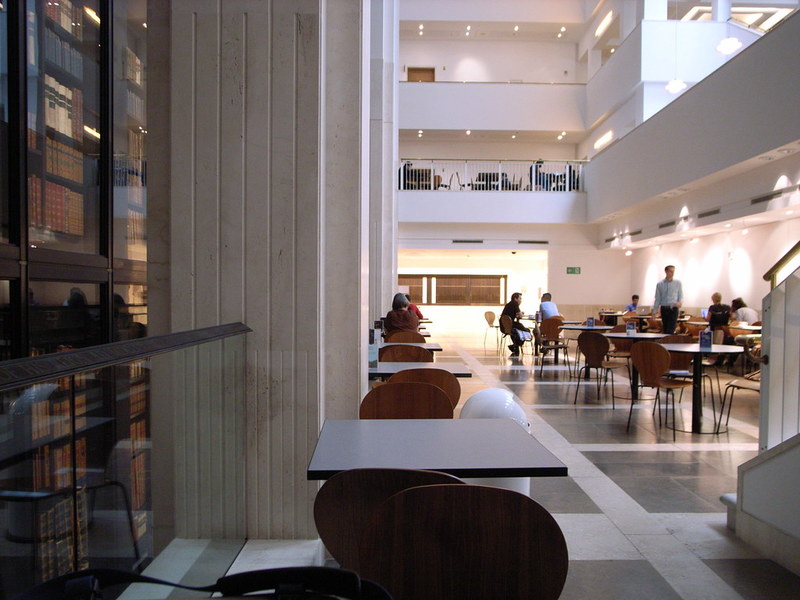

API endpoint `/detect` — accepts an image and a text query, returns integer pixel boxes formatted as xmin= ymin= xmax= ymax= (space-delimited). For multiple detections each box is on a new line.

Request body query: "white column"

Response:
xmin=643 ymin=0 xmax=667 ymax=21
xmin=712 ymin=0 xmax=732 ymax=22
xmin=369 ymin=0 xmax=399 ymax=326
xmin=156 ymin=0 xmax=368 ymax=540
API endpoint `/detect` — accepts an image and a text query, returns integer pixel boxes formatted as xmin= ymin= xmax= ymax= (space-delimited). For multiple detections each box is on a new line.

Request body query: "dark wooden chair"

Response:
xmin=313 ymin=468 xmax=464 ymax=571
xmin=573 ymin=331 xmax=627 ymax=407
xmin=385 ymin=330 xmax=426 ymax=343
xmin=718 ymin=370 xmax=760 ymax=433
xmin=498 ymin=314 xmax=525 ymax=355
xmin=359 ymin=382 xmax=453 ymax=419
xmin=386 ymin=368 xmax=461 ymax=409
xmin=378 ymin=345 xmax=433 ymax=362
xmin=629 ymin=342 xmax=692 ymax=439
xmin=659 ymin=334 xmax=719 ymax=420
xmin=538 ymin=317 xmax=570 ymax=375
xmin=357 ymin=484 xmax=569 ymax=600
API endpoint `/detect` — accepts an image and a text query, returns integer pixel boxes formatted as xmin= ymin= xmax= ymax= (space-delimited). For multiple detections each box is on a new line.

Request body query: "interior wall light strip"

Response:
xmin=595 ymin=11 xmax=614 ymax=38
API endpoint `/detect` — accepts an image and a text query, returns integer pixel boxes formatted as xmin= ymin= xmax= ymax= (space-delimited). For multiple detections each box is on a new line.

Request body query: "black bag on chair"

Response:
xmin=12 ymin=567 xmax=392 ymax=600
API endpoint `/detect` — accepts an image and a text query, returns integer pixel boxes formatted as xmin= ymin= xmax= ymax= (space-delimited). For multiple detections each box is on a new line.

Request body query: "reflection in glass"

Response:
xmin=27 ymin=0 xmax=101 ymax=254
xmin=0 ymin=280 xmax=10 ymax=360
xmin=113 ymin=1 xmax=147 ymax=263
xmin=113 ymin=283 xmax=147 ymax=340
xmin=28 ymin=280 xmax=102 ymax=355
xmin=1 ymin=3 xmax=8 ymax=243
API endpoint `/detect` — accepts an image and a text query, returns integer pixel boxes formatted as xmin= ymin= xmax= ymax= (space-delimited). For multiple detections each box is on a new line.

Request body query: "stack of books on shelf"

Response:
xmin=125 ymin=47 xmax=143 ymax=86
xmin=36 ymin=491 xmax=89 ymax=583
xmin=45 ymin=0 xmax=84 ymax=40
xmin=43 ymin=181 xmax=84 ymax=235
xmin=46 ymin=138 xmax=83 ymax=183
xmin=44 ymin=26 xmax=84 ymax=79
xmin=44 ymin=75 xmax=83 ymax=140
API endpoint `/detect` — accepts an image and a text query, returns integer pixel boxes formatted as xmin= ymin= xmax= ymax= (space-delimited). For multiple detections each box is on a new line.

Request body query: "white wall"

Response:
xmin=628 ymin=218 xmax=800 ymax=313
xmin=399 ymin=82 xmax=585 ymax=131
xmin=398 ymin=190 xmax=587 ymax=224
xmin=400 ymin=39 xmax=580 ymax=83
xmin=548 ymin=247 xmax=632 ymax=305
xmin=400 ymin=0 xmax=587 ymax=23
xmin=400 ymin=139 xmax=577 ymax=160
xmin=585 ymin=10 xmax=800 ymax=221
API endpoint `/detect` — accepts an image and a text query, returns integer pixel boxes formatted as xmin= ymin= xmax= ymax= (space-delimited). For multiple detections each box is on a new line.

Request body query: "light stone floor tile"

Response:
xmin=553 ymin=513 xmax=643 ymax=560
xmin=654 ymin=513 xmax=762 ymax=560
xmin=226 ymin=539 xmax=324 ymax=574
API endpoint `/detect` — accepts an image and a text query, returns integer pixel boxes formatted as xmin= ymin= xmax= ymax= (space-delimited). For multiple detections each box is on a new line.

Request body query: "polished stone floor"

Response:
xmin=440 ymin=332 xmax=798 ymax=600
xmin=217 ymin=331 xmax=799 ymax=600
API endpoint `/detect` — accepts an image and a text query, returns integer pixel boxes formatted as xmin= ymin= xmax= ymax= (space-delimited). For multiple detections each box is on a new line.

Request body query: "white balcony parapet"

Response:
xmin=399 ymin=159 xmax=586 ymax=192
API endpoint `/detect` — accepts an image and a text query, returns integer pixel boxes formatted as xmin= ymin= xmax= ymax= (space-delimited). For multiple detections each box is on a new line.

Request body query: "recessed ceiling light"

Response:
xmin=742 ymin=228 xmax=749 ymax=235
xmin=787 ymin=210 xmax=795 ymax=215
xmin=465 ymin=130 xmax=471 ymax=135
xmin=466 ymin=25 xmax=471 ymax=31
xmin=625 ymin=250 xmax=633 ymax=256
xmin=561 ymin=131 xmax=566 ymax=136
xmin=418 ymin=130 xmax=423 ymax=134
xmin=418 ymin=31 xmax=423 ymax=36
xmin=557 ymin=33 xmax=562 ymax=38
xmin=418 ymin=24 xmax=424 ymax=30
xmin=560 ymin=26 xmax=566 ymax=32
xmin=465 ymin=31 xmax=470 ymax=36
xmin=610 ymin=48 xmax=615 ymax=53
xmin=557 ymin=135 xmax=563 ymax=140
xmin=514 ymin=25 xmax=519 ymax=32
xmin=724 ymin=223 xmax=732 ymax=228
xmin=511 ymin=134 xmax=516 ymax=139
xmin=654 ymin=245 xmax=661 ymax=251
xmin=690 ymin=238 xmax=699 ymax=244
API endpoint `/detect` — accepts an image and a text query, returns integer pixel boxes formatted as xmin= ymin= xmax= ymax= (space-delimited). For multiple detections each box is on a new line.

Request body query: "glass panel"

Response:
xmin=0 ymin=280 xmax=11 ymax=360
xmin=0 ymin=379 xmax=77 ymax=593
xmin=113 ymin=1 xmax=146 ymax=263
xmin=27 ymin=0 xmax=101 ymax=254
xmin=113 ymin=283 xmax=147 ymax=340
xmin=0 ymin=3 xmax=8 ymax=243
xmin=29 ymin=280 xmax=102 ymax=355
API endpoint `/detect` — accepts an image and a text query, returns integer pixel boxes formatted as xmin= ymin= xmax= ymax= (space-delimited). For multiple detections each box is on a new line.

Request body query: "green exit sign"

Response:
xmin=566 ymin=267 xmax=581 ymax=274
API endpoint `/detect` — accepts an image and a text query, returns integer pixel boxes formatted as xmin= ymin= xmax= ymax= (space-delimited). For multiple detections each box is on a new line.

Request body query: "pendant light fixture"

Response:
xmin=666 ymin=0 xmax=687 ymax=94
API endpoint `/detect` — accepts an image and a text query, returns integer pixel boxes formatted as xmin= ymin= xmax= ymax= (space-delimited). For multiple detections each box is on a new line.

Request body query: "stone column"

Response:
xmin=152 ymin=0 xmax=368 ymax=540
xmin=368 ymin=0 xmax=399 ymax=325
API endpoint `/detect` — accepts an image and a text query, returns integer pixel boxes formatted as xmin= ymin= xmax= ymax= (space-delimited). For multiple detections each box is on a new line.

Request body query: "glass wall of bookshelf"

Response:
xmin=113 ymin=1 xmax=146 ymax=263
xmin=27 ymin=0 xmax=101 ymax=255
xmin=1 ymin=4 xmax=8 ymax=244
xmin=28 ymin=281 xmax=102 ymax=355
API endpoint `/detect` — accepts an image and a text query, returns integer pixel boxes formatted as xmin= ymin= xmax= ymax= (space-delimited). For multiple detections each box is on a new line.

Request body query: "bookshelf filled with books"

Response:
xmin=0 ymin=360 xmax=151 ymax=596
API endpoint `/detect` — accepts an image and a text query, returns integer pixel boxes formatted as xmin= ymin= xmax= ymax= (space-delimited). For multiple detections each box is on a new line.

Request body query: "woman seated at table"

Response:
xmin=707 ymin=292 xmax=731 ymax=331
xmin=384 ymin=292 xmax=420 ymax=336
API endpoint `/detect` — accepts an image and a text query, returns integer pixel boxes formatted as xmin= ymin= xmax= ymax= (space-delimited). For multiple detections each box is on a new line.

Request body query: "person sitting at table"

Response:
xmin=625 ymin=294 xmax=640 ymax=312
xmin=731 ymin=297 xmax=759 ymax=324
xmin=405 ymin=294 xmax=424 ymax=320
xmin=707 ymin=292 xmax=731 ymax=331
xmin=539 ymin=293 xmax=561 ymax=320
xmin=501 ymin=292 xmax=531 ymax=356
xmin=384 ymin=292 xmax=420 ymax=337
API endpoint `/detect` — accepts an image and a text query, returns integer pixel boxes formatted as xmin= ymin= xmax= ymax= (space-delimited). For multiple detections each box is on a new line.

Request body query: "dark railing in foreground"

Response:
xmin=399 ymin=159 xmax=586 ymax=192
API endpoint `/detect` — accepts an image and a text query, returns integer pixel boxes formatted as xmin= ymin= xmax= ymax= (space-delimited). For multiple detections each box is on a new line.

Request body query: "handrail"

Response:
xmin=0 ymin=323 xmax=252 ymax=392
xmin=763 ymin=239 xmax=800 ymax=288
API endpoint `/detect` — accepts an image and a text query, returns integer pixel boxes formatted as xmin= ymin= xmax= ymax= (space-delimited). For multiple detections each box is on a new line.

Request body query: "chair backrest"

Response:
xmin=484 ymin=311 xmax=496 ymax=327
xmin=610 ymin=324 xmax=626 ymax=333
xmin=658 ymin=335 xmax=692 ymax=370
xmin=359 ymin=382 xmax=453 ymax=419
xmin=630 ymin=342 xmax=671 ymax=387
xmin=498 ymin=314 xmax=513 ymax=335
xmin=314 ymin=468 xmax=464 ymax=571
xmin=577 ymin=331 xmax=609 ymax=367
xmin=358 ymin=484 xmax=569 ymax=600
xmin=387 ymin=368 xmax=461 ymax=409
xmin=384 ymin=330 xmax=426 ymax=343
xmin=378 ymin=345 xmax=433 ymax=362
xmin=540 ymin=317 xmax=562 ymax=341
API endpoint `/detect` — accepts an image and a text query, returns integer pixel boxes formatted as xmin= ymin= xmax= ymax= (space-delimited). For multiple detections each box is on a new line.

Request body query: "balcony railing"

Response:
xmin=399 ymin=159 xmax=585 ymax=192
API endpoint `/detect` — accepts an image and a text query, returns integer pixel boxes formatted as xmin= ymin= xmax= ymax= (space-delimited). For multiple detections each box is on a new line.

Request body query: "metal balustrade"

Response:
xmin=398 ymin=159 xmax=585 ymax=192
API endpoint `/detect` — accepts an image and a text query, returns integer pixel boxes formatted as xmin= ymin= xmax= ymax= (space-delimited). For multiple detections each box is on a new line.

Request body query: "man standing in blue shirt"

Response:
xmin=652 ymin=265 xmax=683 ymax=334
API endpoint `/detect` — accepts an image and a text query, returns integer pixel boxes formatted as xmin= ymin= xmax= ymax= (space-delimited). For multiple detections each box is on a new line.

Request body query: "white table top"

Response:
xmin=604 ymin=332 xmax=668 ymax=339
xmin=307 ymin=419 xmax=568 ymax=480
xmin=660 ymin=343 xmax=743 ymax=354
xmin=368 ymin=361 xmax=472 ymax=379
xmin=559 ymin=324 xmax=613 ymax=331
